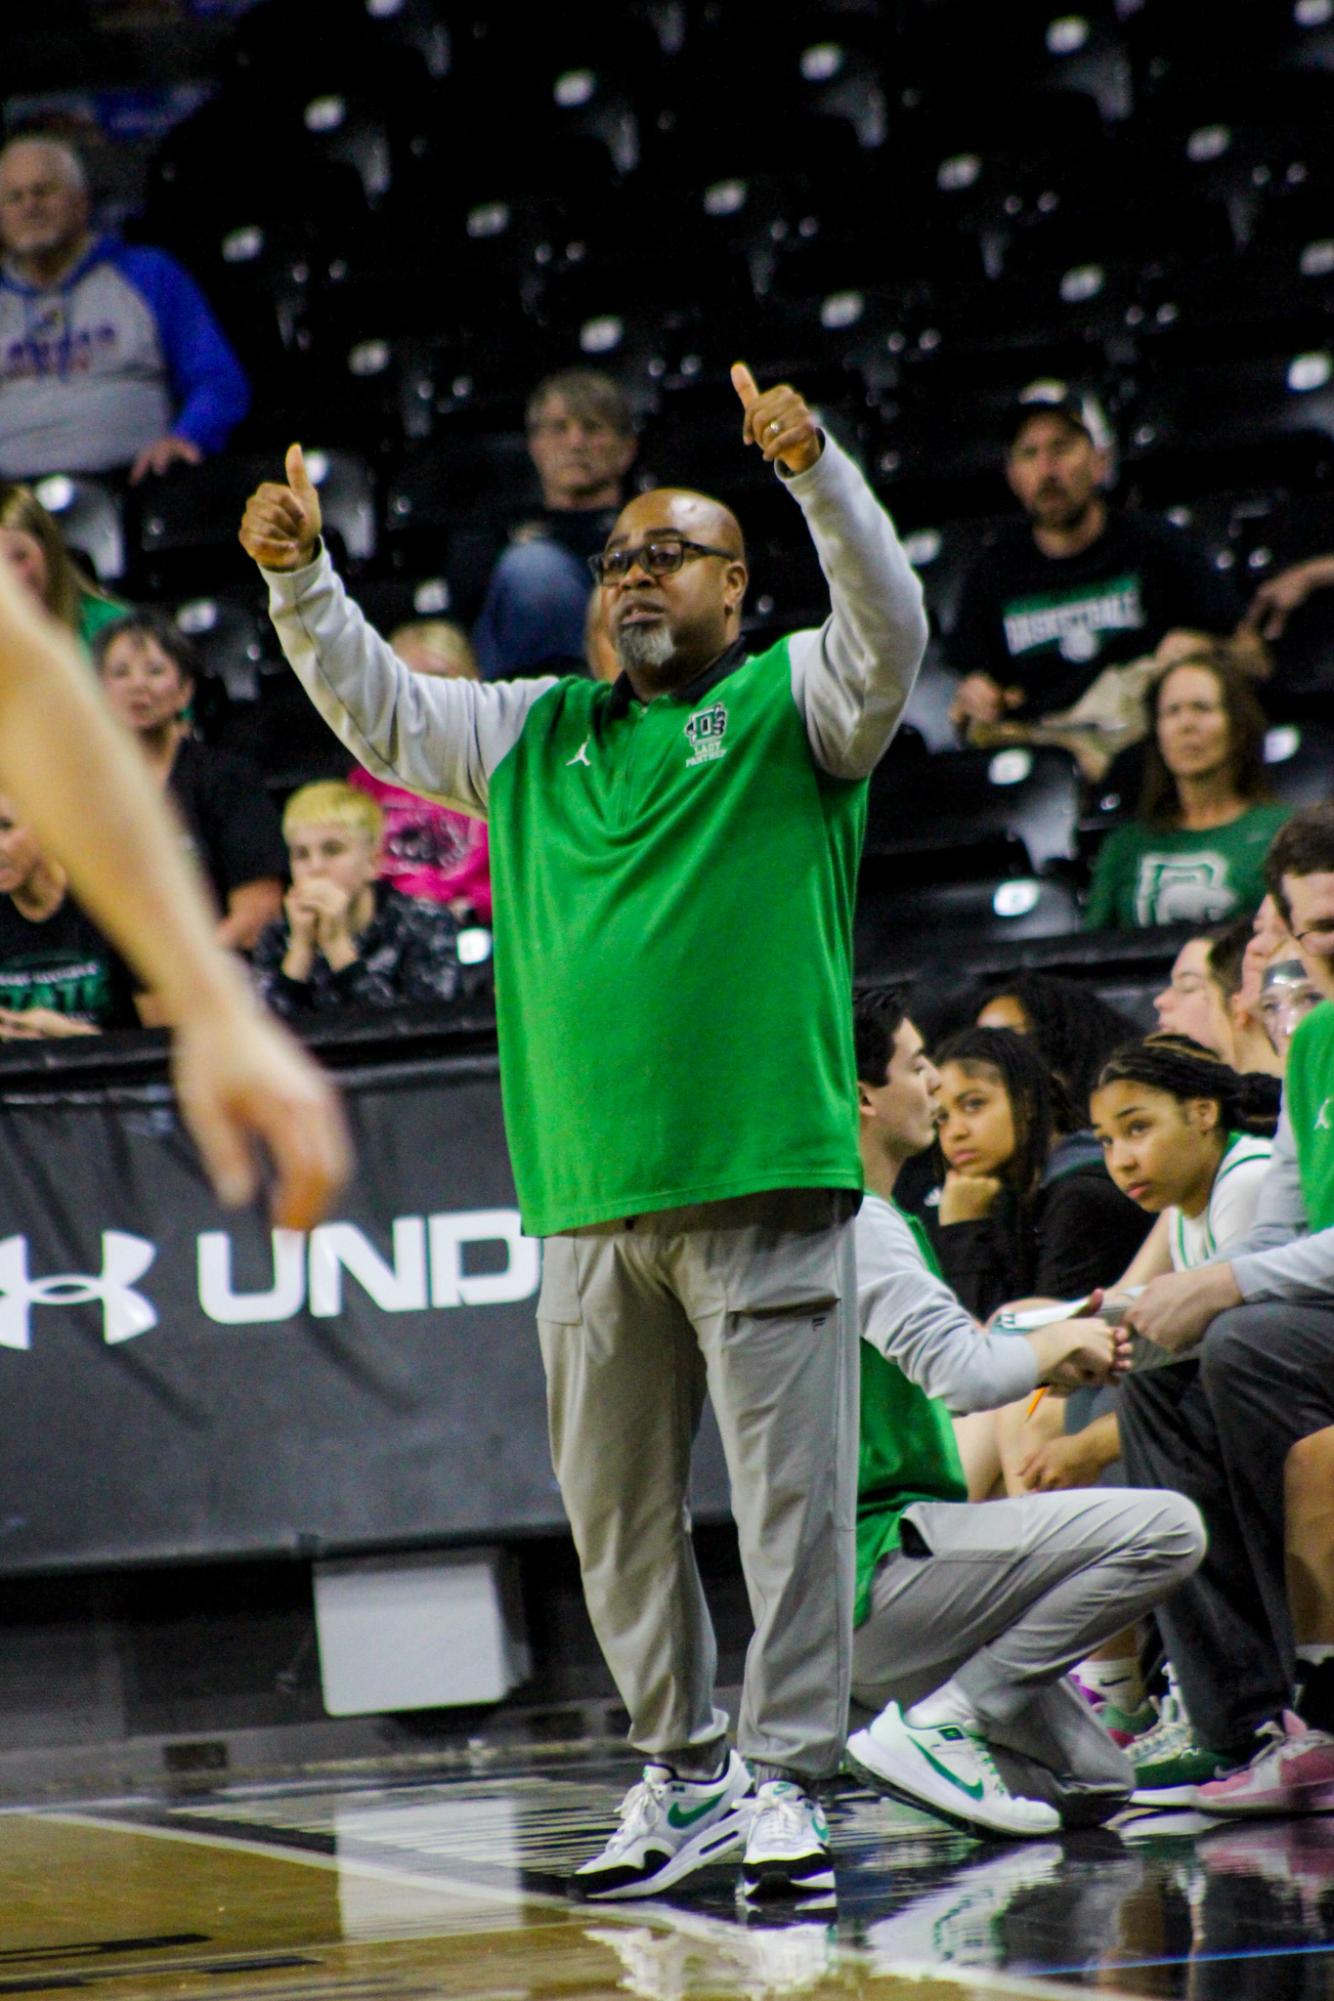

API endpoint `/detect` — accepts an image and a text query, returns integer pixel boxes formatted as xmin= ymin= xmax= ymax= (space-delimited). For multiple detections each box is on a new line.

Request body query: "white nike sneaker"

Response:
xmin=847 ymin=1703 xmax=1061 ymax=1838
xmin=741 ymin=1780 xmax=835 ymax=1902
xmin=573 ymin=1750 xmax=753 ymax=1900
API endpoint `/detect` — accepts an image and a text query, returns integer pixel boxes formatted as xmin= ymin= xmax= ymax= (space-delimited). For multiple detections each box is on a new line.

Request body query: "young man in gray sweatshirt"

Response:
xmin=847 ymin=987 xmax=1204 ymax=1834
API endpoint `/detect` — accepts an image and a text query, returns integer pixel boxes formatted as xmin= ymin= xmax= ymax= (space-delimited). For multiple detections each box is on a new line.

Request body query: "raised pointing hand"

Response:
xmin=238 ymin=442 xmax=323 ymax=572
xmin=731 ymin=362 xmax=823 ymax=476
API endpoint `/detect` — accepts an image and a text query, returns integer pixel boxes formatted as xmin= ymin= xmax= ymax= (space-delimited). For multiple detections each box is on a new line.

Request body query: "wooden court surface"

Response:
xmin=1 ymin=1748 xmax=1330 ymax=2001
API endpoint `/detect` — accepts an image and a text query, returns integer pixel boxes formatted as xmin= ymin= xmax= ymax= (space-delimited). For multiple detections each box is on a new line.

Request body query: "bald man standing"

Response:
xmin=239 ymin=368 xmax=928 ymax=1905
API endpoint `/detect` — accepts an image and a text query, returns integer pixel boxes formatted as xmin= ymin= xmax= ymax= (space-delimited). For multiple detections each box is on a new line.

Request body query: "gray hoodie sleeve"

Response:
xmin=782 ymin=431 xmax=929 ymax=780
xmin=856 ymin=1199 xmax=1038 ymax=1414
xmin=264 ymin=550 xmax=557 ymax=817
xmin=1226 ymin=1104 xmax=1334 ymax=1300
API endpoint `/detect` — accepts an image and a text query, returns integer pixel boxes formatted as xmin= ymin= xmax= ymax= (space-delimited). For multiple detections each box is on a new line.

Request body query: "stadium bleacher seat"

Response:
xmin=865 ymin=744 xmax=1081 ymax=876
xmin=856 ymin=866 xmax=1083 ymax=975
xmin=1262 ymin=721 xmax=1334 ymax=808
xmin=901 ymin=0 xmax=1132 ymax=120
xmin=174 ymin=595 xmax=270 ymax=705
xmin=32 ymin=476 xmax=126 ymax=587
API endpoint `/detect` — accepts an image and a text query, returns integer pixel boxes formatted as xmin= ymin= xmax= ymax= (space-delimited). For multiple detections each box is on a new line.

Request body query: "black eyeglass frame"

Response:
xmin=589 ymin=537 xmax=736 ymax=584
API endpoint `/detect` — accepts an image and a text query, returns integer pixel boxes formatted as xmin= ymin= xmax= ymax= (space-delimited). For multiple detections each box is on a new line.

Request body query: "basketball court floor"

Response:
xmin=4 ymin=1727 xmax=1331 ymax=2001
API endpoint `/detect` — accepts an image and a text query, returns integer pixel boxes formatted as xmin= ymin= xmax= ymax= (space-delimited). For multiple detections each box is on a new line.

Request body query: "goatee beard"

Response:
xmin=615 ymin=621 xmax=675 ymax=671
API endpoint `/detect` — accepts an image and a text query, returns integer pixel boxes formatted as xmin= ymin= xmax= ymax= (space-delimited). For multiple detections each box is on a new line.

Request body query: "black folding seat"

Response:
xmin=864 ymin=745 xmax=1081 ymax=877
xmin=856 ymin=867 xmax=1083 ymax=978
xmin=897 ymin=515 xmax=1010 ymax=637
xmin=895 ymin=88 xmax=1112 ymax=239
xmin=1261 ymin=721 xmax=1334 ymax=806
xmin=173 ymin=595 xmax=271 ymax=705
xmin=384 ymin=434 xmax=540 ymax=542
xmin=899 ymin=0 xmax=1132 ymax=121
xmin=30 ymin=476 xmax=126 ymax=587
xmin=1123 ymin=348 xmax=1334 ymax=501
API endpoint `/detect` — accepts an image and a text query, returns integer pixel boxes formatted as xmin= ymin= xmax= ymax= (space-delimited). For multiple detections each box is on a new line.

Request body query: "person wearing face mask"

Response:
xmin=1085 ymin=650 xmax=1289 ymax=932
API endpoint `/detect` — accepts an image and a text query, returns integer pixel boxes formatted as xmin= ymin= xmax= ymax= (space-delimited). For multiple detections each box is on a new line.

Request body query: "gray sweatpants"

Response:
xmin=537 ymin=1188 xmax=859 ymax=1783
xmin=852 ymin=1488 xmax=1206 ymax=1816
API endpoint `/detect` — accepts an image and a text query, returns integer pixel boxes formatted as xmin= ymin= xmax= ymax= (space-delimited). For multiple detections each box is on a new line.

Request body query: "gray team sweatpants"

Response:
xmin=852 ymin=1488 xmax=1206 ymax=1817
xmin=537 ymin=1188 xmax=859 ymax=1784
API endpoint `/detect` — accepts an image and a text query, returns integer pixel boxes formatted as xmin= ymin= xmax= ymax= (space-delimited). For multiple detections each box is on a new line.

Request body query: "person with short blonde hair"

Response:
xmin=253 ymin=779 xmax=461 ymax=1017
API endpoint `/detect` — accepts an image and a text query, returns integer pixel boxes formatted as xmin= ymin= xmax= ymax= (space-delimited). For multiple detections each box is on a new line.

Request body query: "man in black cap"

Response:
xmin=947 ymin=386 xmax=1262 ymax=739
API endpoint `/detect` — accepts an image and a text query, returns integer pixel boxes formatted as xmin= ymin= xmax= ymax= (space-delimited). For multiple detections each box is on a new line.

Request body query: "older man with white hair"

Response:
xmin=0 ymin=135 xmax=249 ymax=484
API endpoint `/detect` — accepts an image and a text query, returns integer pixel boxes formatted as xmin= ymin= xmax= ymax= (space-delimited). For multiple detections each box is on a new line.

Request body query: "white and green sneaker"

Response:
xmin=741 ymin=1781 xmax=835 ymax=1902
xmin=1129 ymin=1677 xmax=1235 ymax=1807
xmin=573 ymin=1750 xmax=753 ymax=1900
xmin=847 ymin=1704 xmax=1061 ymax=1838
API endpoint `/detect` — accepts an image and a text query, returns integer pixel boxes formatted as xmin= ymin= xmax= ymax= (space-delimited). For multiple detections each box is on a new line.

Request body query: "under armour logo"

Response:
xmin=566 ymin=738 xmax=592 ymax=768
xmin=0 ymin=1233 xmax=158 ymax=1351
xmin=1318 ymin=1097 xmax=1332 ymax=1133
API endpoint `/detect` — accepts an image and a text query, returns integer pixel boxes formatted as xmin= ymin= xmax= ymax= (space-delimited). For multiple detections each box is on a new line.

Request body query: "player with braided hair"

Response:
xmin=1091 ymin=1034 xmax=1277 ymax=1277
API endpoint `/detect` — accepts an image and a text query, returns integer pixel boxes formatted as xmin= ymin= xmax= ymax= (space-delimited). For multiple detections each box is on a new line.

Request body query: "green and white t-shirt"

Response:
xmin=1168 ymin=1130 xmax=1273 ymax=1269
xmin=266 ymin=434 xmax=928 ymax=1235
xmin=1085 ymin=803 xmax=1292 ymax=931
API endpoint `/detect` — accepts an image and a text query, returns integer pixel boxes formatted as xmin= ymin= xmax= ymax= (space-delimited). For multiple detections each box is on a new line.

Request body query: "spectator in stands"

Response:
xmin=0 ymin=790 xmax=137 ymax=1037
xmin=1119 ymin=803 xmax=1334 ymax=1811
xmin=347 ymin=619 xmax=491 ymax=922
xmin=1084 ymin=649 xmax=1288 ymax=931
xmin=252 ymin=781 xmax=461 ymax=1017
xmin=844 ymin=986 xmax=1203 ymax=1836
xmin=1207 ymin=914 xmax=1286 ymax=1079
xmin=975 ymin=972 xmax=1139 ymax=1109
xmin=0 ymin=480 xmax=123 ymax=655
xmin=948 ymin=388 xmax=1264 ymax=751
xmin=1154 ymin=923 xmax=1286 ymax=1084
xmin=94 ymin=611 xmax=284 ymax=951
xmin=0 ymin=136 xmax=249 ymax=484
xmin=1010 ymin=1036 xmax=1281 ymax=1496
xmin=928 ymin=1025 xmax=1150 ymax=1320
xmin=1153 ymin=939 xmax=1227 ymax=1064
xmin=472 ymin=368 xmax=637 ymax=680
xmin=1259 ymin=955 xmax=1323 ymax=1062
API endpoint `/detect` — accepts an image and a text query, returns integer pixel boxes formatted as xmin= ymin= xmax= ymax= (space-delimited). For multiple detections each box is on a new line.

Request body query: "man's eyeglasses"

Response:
xmin=590 ymin=538 xmax=734 ymax=585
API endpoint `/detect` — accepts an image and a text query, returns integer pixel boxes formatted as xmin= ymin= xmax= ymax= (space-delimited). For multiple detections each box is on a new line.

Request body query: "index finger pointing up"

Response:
xmin=731 ymin=361 xmax=760 ymax=409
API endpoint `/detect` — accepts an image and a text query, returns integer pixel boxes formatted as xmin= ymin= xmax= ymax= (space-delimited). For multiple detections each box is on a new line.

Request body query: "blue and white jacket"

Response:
xmin=0 ymin=235 xmax=250 ymax=477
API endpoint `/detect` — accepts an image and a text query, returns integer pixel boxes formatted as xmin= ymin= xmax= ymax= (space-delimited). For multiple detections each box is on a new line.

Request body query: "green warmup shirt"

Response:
xmin=265 ymin=433 xmax=928 ymax=1235
xmin=1084 ymin=802 xmax=1292 ymax=931
xmin=851 ymin=1192 xmax=1038 ymax=1626
xmin=855 ymin=1205 xmax=967 ymax=1624
xmin=1283 ymin=1002 xmax=1334 ymax=1233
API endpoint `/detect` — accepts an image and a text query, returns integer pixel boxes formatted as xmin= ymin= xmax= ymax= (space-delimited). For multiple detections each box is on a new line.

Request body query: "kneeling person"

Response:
xmin=845 ymin=989 xmax=1205 ymax=1833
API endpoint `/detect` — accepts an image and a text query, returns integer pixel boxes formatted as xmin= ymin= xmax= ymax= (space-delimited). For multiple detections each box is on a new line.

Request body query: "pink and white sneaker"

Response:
xmin=1194 ymin=1711 xmax=1334 ymax=1818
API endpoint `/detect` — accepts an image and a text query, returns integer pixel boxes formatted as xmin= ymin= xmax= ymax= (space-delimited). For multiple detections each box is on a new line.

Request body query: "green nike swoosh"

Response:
xmin=666 ymin=1792 xmax=726 ymax=1829
xmin=913 ymin=1739 xmax=986 ymax=1802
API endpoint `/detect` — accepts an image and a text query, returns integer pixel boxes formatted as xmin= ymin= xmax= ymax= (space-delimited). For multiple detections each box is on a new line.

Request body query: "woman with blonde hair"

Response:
xmin=0 ymin=482 xmax=124 ymax=653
